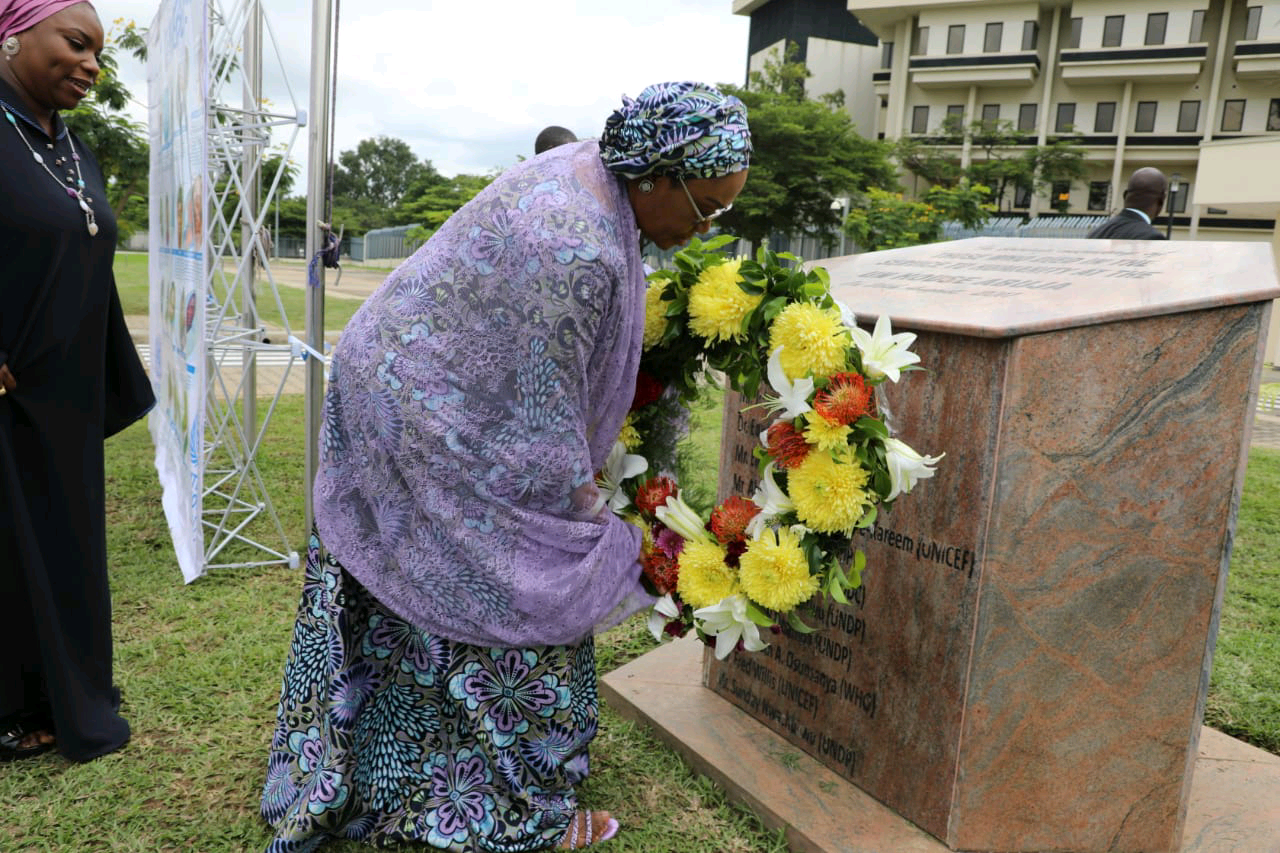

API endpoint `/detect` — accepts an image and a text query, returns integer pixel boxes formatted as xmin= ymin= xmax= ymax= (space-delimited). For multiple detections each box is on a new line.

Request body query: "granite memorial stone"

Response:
xmin=704 ymin=238 xmax=1279 ymax=852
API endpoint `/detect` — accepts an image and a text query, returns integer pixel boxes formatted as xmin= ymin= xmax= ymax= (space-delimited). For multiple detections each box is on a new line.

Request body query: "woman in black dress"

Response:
xmin=0 ymin=0 xmax=154 ymax=762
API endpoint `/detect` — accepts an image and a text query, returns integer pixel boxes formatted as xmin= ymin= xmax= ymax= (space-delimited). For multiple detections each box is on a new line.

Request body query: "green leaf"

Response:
xmin=746 ymin=602 xmax=776 ymax=627
xmin=855 ymin=416 xmax=889 ymax=439
xmin=787 ymin=610 xmax=816 ymax=633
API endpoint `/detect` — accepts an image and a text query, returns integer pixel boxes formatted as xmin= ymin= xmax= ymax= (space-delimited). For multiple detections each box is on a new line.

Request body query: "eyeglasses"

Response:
xmin=677 ymin=174 xmax=732 ymax=225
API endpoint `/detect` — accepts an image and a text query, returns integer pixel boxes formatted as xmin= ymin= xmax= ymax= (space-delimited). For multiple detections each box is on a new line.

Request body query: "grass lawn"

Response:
xmin=0 ymin=390 xmax=1275 ymax=850
xmin=113 ymin=252 xmax=367 ymax=333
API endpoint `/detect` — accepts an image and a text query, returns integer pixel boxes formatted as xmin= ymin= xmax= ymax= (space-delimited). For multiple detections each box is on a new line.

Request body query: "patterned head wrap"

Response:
xmin=0 ymin=0 xmax=92 ymax=40
xmin=600 ymin=81 xmax=751 ymax=180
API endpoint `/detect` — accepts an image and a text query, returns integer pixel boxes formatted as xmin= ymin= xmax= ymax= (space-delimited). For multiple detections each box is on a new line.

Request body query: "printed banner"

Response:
xmin=147 ymin=0 xmax=208 ymax=582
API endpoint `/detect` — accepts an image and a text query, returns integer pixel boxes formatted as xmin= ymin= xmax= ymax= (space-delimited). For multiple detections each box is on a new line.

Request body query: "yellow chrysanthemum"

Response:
xmin=768 ymin=302 xmax=850 ymax=381
xmin=804 ymin=414 xmax=851 ymax=452
xmin=788 ymin=450 xmax=874 ymax=535
xmin=643 ymin=279 xmax=671 ymax=350
xmin=687 ymin=259 xmax=762 ymax=343
xmin=617 ymin=415 xmax=641 ymax=451
xmin=739 ymin=527 xmax=820 ymax=612
xmin=676 ymin=539 xmax=737 ymax=608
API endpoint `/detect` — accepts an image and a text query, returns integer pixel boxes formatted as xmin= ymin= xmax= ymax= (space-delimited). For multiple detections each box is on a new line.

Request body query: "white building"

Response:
xmin=733 ymin=0 xmax=1280 ymax=243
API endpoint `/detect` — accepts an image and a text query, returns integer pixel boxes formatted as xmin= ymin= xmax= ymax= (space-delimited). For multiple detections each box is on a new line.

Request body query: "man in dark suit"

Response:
xmin=1087 ymin=168 xmax=1169 ymax=239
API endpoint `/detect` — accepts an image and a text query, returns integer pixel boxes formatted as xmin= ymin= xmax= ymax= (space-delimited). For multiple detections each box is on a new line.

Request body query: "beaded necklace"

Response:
xmin=1 ymin=102 xmax=98 ymax=236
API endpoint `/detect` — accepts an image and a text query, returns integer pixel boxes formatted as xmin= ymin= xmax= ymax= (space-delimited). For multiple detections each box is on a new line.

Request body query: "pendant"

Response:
xmin=87 ymin=220 xmax=98 ymax=236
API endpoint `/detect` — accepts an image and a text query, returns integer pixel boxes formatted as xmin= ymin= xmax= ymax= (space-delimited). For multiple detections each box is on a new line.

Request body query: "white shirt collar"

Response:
xmin=1125 ymin=208 xmax=1152 ymax=225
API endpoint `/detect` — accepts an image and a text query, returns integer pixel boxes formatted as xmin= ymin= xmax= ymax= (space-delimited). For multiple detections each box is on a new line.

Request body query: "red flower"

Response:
xmin=813 ymin=372 xmax=873 ymax=425
xmin=766 ymin=421 xmax=811 ymax=470
xmin=709 ymin=496 xmax=760 ymax=545
xmin=631 ymin=370 xmax=664 ymax=411
xmin=634 ymin=476 xmax=678 ymax=516
xmin=641 ymin=547 xmax=680 ymax=595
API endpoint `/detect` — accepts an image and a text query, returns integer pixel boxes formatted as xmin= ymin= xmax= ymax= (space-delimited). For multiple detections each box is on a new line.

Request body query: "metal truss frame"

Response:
xmin=197 ymin=0 xmax=313 ymax=571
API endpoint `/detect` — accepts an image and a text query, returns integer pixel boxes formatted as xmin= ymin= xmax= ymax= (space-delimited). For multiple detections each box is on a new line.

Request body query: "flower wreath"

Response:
xmin=599 ymin=236 xmax=943 ymax=659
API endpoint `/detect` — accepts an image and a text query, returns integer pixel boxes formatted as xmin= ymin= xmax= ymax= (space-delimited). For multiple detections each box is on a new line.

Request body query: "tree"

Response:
xmin=331 ymin=136 xmax=438 ymax=208
xmin=893 ymin=117 xmax=1086 ymax=212
xmin=397 ymin=172 xmax=495 ymax=242
xmin=717 ymin=46 xmax=896 ymax=248
xmin=843 ymin=184 xmax=993 ymax=252
xmin=63 ymin=20 xmax=149 ymax=237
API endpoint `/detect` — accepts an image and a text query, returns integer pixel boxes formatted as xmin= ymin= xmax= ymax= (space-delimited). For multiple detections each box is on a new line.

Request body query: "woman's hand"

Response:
xmin=0 ymin=364 xmax=15 ymax=396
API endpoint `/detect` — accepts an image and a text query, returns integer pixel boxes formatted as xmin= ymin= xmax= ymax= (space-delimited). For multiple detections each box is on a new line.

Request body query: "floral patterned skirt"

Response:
xmin=261 ymin=531 xmax=598 ymax=852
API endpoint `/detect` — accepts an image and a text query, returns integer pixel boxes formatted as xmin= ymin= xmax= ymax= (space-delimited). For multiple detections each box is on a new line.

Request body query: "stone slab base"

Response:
xmin=600 ymin=637 xmax=1280 ymax=853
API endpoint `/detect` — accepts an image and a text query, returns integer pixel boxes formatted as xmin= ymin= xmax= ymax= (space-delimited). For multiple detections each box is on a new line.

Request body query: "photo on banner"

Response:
xmin=147 ymin=0 xmax=208 ymax=582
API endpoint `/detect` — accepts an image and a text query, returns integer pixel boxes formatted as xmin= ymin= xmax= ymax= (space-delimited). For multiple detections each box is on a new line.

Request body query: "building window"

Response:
xmin=1169 ymin=182 xmax=1190 ymax=213
xmin=1245 ymin=6 xmax=1261 ymax=40
xmin=881 ymin=41 xmax=894 ymax=69
xmin=1190 ymin=10 xmax=1206 ymax=42
xmin=1102 ymin=15 xmax=1125 ymax=47
xmin=984 ymin=22 xmax=1003 ymax=52
xmin=1221 ymin=99 xmax=1245 ymax=131
xmin=1055 ymin=102 xmax=1076 ymax=133
xmin=981 ymin=104 xmax=1001 ymax=125
xmin=1018 ymin=103 xmax=1038 ymax=132
xmin=1145 ymin=12 xmax=1167 ymax=45
xmin=945 ymin=104 xmax=965 ymax=133
xmin=1022 ymin=20 xmax=1039 ymax=50
xmin=1067 ymin=17 xmax=1082 ymax=48
xmin=913 ymin=26 xmax=929 ymax=55
xmin=1095 ymin=102 xmax=1116 ymax=132
xmin=1135 ymin=101 xmax=1158 ymax=132
xmin=1052 ymin=181 xmax=1072 ymax=210
xmin=912 ymin=105 xmax=930 ymax=134
xmin=1177 ymin=100 xmax=1200 ymax=132
xmin=1014 ymin=184 xmax=1033 ymax=208
xmin=1088 ymin=181 xmax=1111 ymax=211
xmin=947 ymin=24 xmax=965 ymax=54
xmin=1268 ymin=98 xmax=1280 ymax=131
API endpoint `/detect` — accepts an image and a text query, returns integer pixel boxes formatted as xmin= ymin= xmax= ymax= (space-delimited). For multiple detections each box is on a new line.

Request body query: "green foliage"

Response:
xmin=63 ymin=20 xmax=149 ymax=237
xmin=399 ymin=172 xmax=495 ymax=242
xmin=716 ymin=45 xmax=896 ymax=248
xmin=923 ymin=183 xmax=994 ymax=230
xmin=843 ymin=188 xmax=942 ymax=251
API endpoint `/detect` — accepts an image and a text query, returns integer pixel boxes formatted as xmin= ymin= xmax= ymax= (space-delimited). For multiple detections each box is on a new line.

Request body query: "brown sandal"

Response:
xmin=557 ymin=810 xmax=619 ymax=849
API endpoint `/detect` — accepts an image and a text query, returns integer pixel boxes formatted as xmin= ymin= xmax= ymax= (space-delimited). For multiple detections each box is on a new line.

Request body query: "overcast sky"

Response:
xmin=103 ymin=0 xmax=751 ymax=182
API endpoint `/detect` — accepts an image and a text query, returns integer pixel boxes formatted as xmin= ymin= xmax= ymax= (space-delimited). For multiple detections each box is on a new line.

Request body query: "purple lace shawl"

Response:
xmin=313 ymin=141 xmax=652 ymax=647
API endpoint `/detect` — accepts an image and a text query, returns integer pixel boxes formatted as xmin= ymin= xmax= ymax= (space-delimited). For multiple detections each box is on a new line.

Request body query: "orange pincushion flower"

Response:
xmin=709 ymin=496 xmax=760 ymax=544
xmin=642 ymin=547 xmax=680 ymax=594
xmin=766 ymin=421 xmax=812 ymax=470
xmin=634 ymin=476 xmax=679 ymax=516
xmin=813 ymin=372 xmax=874 ymax=426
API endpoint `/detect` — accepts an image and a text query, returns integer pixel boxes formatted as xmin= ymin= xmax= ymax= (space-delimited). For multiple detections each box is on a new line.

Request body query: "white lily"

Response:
xmin=655 ymin=490 xmax=714 ymax=543
xmin=694 ymin=594 xmax=769 ymax=659
xmin=647 ymin=593 xmax=681 ymax=642
xmin=833 ymin=298 xmax=859 ymax=331
xmin=760 ymin=346 xmax=813 ymax=420
xmin=744 ymin=462 xmax=795 ymax=538
xmin=849 ymin=314 xmax=921 ymax=383
xmin=884 ymin=437 xmax=944 ymax=501
xmin=596 ymin=440 xmax=648 ymax=513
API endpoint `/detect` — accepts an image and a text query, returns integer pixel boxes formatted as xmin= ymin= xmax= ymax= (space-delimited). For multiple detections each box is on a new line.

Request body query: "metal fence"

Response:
xmin=348 ymin=225 xmax=425 ymax=262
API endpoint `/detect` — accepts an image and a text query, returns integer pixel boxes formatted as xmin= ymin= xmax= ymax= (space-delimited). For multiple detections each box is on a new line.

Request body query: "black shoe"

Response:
xmin=0 ymin=714 xmax=55 ymax=762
